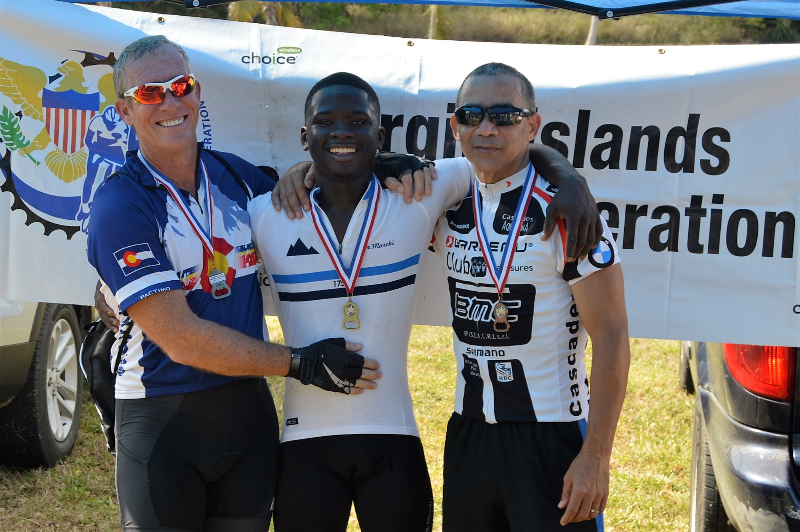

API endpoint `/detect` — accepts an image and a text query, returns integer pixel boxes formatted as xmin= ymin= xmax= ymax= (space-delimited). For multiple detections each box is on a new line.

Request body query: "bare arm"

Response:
xmin=125 ymin=289 xmax=381 ymax=394
xmin=530 ymin=144 xmax=602 ymax=262
xmin=558 ymin=263 xmax=630 ymax=524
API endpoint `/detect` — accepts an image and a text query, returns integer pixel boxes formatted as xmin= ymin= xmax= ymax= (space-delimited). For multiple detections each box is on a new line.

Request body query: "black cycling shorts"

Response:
xmin=273 ymin=434 xmax=433 ymax=532
xmin=115 ymin=378 xmax=280 ymax=532
xmin=442 ymin=413 xmax=603 ymax=532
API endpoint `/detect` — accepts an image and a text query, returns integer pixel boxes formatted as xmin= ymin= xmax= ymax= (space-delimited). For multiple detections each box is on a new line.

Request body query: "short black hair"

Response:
xmin=456 ymin=63 xmax=536 ymax=111
xmin=304 ymin=72 xmax=380 ymax=119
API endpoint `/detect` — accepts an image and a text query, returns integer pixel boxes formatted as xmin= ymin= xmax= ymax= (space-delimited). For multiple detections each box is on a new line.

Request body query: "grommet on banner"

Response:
xmin=407 ymin=41 xmax=414 ymax=46
xmin=157 ymin=16 xmax=165 ymax=24
xmin=606 ymin=10 xmax=614 ymax=17
xmin=659 ymin=49 xmax=666 ymax=54
xmin=192 ymin=0 xmax=200 ymax=6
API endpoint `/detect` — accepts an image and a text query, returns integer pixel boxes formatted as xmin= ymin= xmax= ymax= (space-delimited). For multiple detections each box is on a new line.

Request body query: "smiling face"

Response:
xmin=301 ymin=84 xmax=384 ymax=184
xmin=451 ymin=74 xmax=541 ymax=184
xmin=114 ymin=46 xmax=200 ymax=162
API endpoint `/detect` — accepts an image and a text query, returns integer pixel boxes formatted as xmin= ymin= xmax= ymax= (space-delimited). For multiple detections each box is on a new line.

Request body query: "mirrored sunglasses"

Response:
xmin=454 ymin=105 xmax=536 ymax=127
xmin=123 ymin=74 xmax=196 ymax=105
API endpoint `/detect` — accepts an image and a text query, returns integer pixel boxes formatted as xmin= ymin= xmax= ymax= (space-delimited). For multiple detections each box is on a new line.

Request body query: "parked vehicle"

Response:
xmin=0 ymin=300 xmax=92 ymax=468
xmin=682 ymin=340 xmax=800 ymax=531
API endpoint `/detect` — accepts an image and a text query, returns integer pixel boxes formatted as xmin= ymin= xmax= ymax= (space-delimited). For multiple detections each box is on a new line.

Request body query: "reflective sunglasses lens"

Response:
xmin=455 ymin=106 xmax=485 ymax=126
xmin=488 ymin=107 xmax=525 ymax=126
xmin=170 ymin=76 xmax=195 ymax=98
xmin=134 ymin=85 xmax=166 ymax=104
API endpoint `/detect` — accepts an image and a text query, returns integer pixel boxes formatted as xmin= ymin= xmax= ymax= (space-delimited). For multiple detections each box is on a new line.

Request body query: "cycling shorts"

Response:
xmin=273 ymin=434 xmax=433 ymax=532
xmin=115 ymin=378 xmax=280 ymax=532
xmin=442 ymin=412 xmax=603 ymax=532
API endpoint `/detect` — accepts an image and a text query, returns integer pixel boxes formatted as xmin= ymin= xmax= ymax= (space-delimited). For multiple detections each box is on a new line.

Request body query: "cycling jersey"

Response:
xmin=87 ymin=148 xmax=274 ymax=398
xmin=432 ymin=163 xmax=620 ymax=424
xmin=249 ymin=157 xmax=473 ymax=442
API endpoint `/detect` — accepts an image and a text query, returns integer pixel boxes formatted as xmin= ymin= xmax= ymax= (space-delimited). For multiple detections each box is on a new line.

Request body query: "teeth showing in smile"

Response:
xmin=330 ymin=147 xmax=356 ymax=154
xmin=158 ymin=116 xmax=185 ymax=127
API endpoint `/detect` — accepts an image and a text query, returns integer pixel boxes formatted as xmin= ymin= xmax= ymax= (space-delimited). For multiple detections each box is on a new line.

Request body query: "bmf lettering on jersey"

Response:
xmin=565 ymin=301 xmax=584 ymax=417
xmin=449 ymin=280 xmax=535 ymax=347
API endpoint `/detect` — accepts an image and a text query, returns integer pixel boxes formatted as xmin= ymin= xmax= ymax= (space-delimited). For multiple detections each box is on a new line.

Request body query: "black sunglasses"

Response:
xmin=454 ymin=105 xmax=536 ymax=127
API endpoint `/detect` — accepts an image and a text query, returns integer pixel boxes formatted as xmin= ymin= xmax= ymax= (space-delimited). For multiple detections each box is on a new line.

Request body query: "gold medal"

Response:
xmin=342 ymin=297 xmax=361 ymax=330
xmin=493 ymin=298 xmax=510 ymax=333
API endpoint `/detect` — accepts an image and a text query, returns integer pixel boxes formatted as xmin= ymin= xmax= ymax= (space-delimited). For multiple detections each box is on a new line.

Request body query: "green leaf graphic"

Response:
xmin=0 ymin=106 xmax=39 ymax=165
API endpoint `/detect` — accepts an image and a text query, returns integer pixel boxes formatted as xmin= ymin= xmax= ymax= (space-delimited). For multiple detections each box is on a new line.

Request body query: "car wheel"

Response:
xmin=680 ymin=341 xmax=695 ymax=394
xmin=690 ymin=399 xmax=733 ymax=532
xmin=0 ymin=304 xmax=83 ymax=468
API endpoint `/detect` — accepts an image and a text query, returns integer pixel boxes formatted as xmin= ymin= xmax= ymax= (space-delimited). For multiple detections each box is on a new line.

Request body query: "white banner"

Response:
xmin=2 ymin=0 xmax=800 ymax=346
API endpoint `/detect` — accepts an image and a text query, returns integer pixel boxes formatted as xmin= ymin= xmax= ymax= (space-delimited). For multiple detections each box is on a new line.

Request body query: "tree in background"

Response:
xmin=227 ymin=0 xmax=302 ymax=26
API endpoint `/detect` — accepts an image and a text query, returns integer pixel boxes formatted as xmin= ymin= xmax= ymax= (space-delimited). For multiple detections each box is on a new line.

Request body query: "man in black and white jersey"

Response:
xmin=432 ymin=63 xmax=630 ymax=531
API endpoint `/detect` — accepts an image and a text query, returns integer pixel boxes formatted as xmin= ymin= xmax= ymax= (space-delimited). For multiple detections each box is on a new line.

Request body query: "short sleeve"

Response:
xmin=560 ymin=216 xmax=621 ymax=284
xmin=87 ymin=178 xmax=182 ymax=313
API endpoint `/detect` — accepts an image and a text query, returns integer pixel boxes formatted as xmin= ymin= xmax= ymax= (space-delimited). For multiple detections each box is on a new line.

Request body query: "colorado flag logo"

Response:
xmin=114 ymin=243 xmax=160 ymax=276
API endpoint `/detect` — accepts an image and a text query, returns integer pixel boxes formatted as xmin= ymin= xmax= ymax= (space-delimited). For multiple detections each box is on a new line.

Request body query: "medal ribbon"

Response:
xmin=138 ymin=152 xmax=216 ymax=264
xmin=309 ymin=176 xmax=381 ymax=295
xmin=472 ymin=163 xmax=537 ymax=296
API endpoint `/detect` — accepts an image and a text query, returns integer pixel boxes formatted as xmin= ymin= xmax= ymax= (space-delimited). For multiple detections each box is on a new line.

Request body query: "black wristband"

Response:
xmin=287 ymin=348 xmax=302 ymax=380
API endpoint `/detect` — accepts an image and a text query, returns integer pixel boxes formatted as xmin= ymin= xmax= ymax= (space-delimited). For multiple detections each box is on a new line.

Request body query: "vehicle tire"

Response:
xmin=0 ymin=304 xmax=83 ymax=468
xmin=690 ymin=399 xmax=733 ymax=532
xmin=680 ymin=341 xmax=695 ymax=395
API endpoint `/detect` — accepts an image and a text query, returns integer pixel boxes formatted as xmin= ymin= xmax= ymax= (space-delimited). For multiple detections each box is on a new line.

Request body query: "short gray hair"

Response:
xmin=114 ymin=35 xmax=192 ymax=98
xmin=456 ymin=63 xmax=536 ymax=111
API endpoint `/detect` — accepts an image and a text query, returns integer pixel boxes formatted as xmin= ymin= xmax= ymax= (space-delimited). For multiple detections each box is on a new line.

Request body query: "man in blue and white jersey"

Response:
xmin=432 ymin=63 xmax=630 ymax=531
xmin=87 ymin=36 xmax=381 ymax=532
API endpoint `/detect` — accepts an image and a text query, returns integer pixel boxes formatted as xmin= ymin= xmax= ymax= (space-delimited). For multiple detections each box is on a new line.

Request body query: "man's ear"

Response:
xmin=449 ymin=114 xmax=460 ymax=141
xmin=300 ymin=126 xmax=308 ymax=151
xmin=115 ymin=98 xmax=133 ymax=126
xmin=194 ymin=80 xmax=201 ymax=100
xmin=376 ymin=126 xmax=385 ymax=151
xmin=527 ymin=113 xmax=541 ymax=143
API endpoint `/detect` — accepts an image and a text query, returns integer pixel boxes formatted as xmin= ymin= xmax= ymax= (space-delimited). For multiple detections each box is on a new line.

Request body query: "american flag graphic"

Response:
xmin=41 ymin=89 xmax=100 ymax=155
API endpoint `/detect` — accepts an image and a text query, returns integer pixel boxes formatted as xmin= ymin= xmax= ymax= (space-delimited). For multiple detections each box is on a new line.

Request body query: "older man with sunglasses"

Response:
xmin=429 ymin=63 xmax=630 ymax=532
xmin=86 ymin=36 xmax=387 ymax=532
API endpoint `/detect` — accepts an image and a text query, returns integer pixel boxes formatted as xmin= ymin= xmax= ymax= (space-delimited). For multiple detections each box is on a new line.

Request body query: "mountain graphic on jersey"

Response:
xmin=448 ymin=279 xmax=535 ymax=347
xmin=287 ymin=238 xmax=319 ymax=256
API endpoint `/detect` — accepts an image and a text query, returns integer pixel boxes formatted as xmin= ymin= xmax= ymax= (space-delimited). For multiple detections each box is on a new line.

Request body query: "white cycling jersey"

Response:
xmin=249 ymin=158 xmax=473 ymax=442
xmin=432 ymin=163 xmax=620 ymax=424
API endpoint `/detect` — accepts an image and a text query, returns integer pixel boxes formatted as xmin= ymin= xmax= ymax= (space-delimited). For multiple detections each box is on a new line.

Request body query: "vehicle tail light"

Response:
xmin=723 ymin=344 xmax=795 ymax=401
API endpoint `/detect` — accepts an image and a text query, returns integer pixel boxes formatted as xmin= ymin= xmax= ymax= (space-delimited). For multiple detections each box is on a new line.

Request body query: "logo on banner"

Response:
xmin=0 ymin=50 xmax=139 ymax=238
xmin=114 ymin=243 xmax=160 ymax=276
xmin=241 ymin=46 xmax=303 ymax=66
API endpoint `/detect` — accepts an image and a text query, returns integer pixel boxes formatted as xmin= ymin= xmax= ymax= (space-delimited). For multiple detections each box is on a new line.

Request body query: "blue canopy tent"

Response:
xmin=54 ymin=0 xmax=800 ymax=20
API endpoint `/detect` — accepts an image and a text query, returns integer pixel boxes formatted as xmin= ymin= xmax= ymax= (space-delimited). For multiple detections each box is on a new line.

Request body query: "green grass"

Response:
xmin=0 ymin=324 xmax=691 ymax=531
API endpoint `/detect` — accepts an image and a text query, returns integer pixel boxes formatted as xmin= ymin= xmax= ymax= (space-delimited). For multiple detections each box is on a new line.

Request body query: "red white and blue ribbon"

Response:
xmin=138 ymin=151 xmax=215 ymax=261
xmin=472 ymin=163 xmax=537 ymax=295
xmin=309 ymin=176 xmax=381 ymax=295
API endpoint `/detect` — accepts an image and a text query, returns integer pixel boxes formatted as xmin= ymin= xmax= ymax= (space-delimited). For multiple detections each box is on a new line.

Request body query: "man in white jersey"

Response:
xmin=251 ymin=72 xmax=604 ymax=532
xmin=432 ymin=63 xmax=630 ymax=531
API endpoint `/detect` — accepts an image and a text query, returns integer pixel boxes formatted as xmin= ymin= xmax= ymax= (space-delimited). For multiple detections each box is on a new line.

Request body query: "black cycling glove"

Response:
xmin=287 ymin=338 xmax=364 ymax=395
xmin=374 ymin=152 xmax=434 ymax=183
